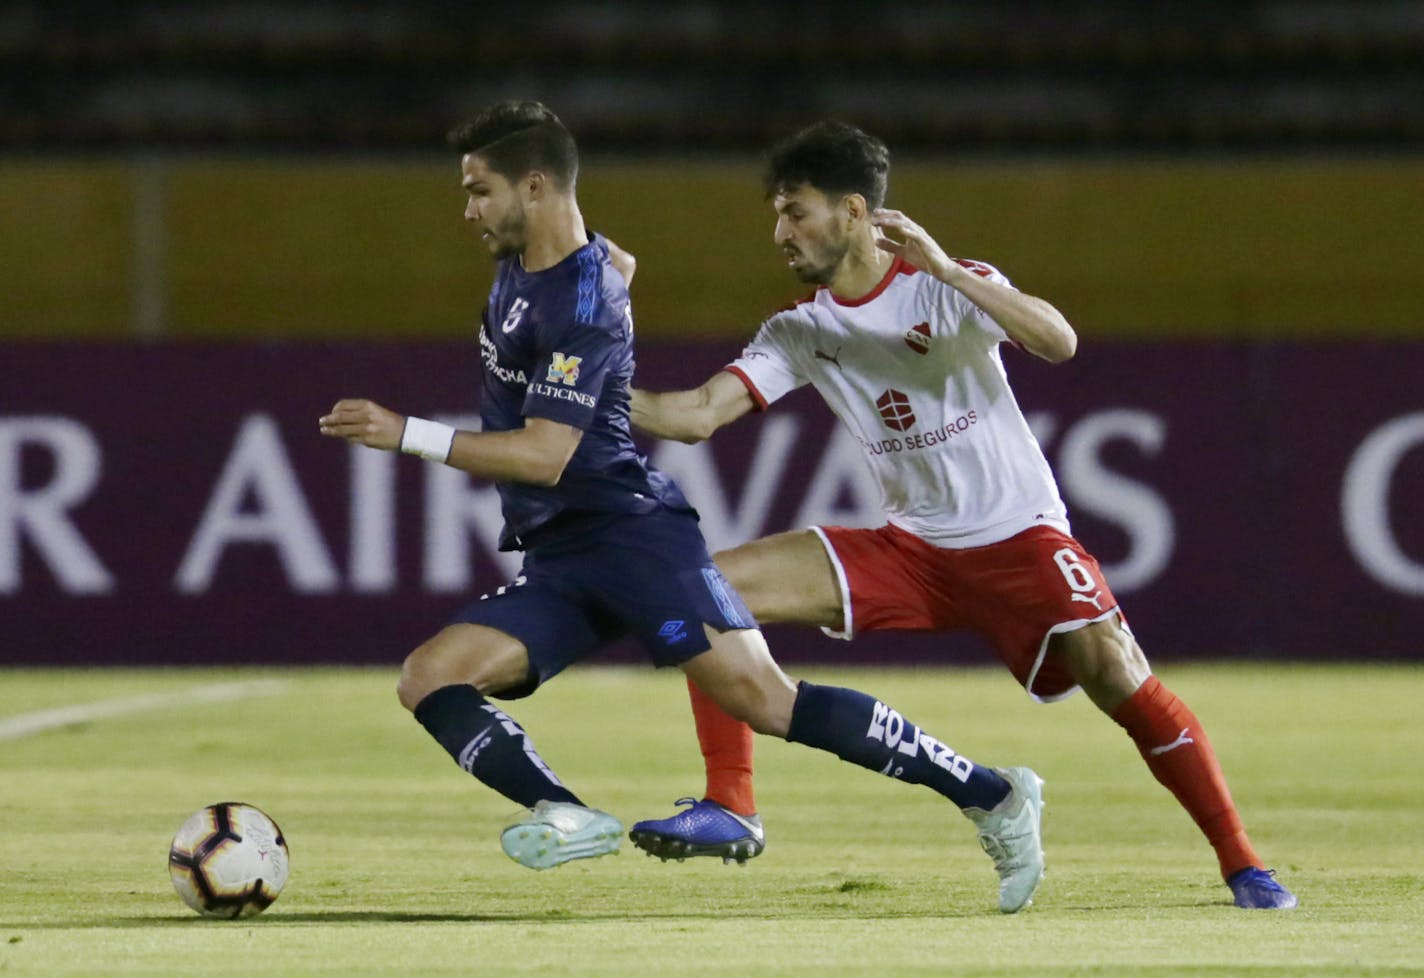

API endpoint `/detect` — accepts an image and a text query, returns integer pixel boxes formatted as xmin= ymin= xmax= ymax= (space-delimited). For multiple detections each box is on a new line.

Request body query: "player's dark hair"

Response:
xmin=763 ymin=121 xmax=890 ymax=210
xmin=447 ymin=100 xmax=579 ymax=190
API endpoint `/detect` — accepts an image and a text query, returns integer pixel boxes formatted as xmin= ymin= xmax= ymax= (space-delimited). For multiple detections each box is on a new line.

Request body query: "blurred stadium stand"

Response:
xmin=3 ymin=0 xmax=1424 ymax=153
xmin=2 ymin=2 xmax=1422 ymax=341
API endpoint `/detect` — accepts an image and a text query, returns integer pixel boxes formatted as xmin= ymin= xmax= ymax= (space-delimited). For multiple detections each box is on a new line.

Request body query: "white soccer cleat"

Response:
xmin=964 ymin=767 xmax=1046 ymax=913
xmin=500 ymin=800 xmax=623 ymax=871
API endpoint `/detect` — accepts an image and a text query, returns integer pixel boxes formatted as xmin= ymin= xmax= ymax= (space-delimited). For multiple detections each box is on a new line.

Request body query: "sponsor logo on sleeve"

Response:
xmin=546 ymin=352 xmax=582 ymax=385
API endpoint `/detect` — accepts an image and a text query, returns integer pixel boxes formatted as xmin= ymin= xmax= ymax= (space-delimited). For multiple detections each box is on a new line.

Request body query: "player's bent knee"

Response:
xmin=396 ymin=639 xmax=466 ymax=712
xmin=396 ymin=644 xmax=441 ymax=712
xmin=395 ymin=626 xmax=533 ymax=712
xmin=1057 ymin=615 xmax=1150 ymax=710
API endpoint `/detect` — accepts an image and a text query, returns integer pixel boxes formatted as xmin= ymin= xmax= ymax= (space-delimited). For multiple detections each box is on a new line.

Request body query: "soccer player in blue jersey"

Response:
xmin=319 ymin=100 xmax=1047 ymax=912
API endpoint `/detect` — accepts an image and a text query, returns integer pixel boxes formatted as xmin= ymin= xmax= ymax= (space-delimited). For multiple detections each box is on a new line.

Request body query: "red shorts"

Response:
xmin=815 ymin=523 xmax=1122 ymax=701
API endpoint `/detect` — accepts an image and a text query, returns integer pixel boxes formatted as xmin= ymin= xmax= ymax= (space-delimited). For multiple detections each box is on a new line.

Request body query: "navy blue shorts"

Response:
xmin=450 ymin=508 xmax=756 ymax=697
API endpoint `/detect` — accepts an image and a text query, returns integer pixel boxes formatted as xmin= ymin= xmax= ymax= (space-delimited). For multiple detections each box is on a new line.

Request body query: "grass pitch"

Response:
xmin=2 ymin=663 xmax=1421 ymax=977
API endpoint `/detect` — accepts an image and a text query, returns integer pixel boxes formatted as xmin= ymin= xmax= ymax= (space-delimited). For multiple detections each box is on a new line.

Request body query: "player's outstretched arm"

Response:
xmin=319 ymin=399 xmax=582 ymax=486
xmin=630 ymin=371 xmax=756 ymax=444
xmin=871 ymin=208 xmax=1077 ymax=363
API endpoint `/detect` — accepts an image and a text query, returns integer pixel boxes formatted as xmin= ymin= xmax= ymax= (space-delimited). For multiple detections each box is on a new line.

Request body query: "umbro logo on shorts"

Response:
xmin=658 ymin=620 xmax=689 ymax=644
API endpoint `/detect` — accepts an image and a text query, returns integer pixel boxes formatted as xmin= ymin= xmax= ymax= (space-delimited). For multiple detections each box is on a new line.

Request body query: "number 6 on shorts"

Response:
xmin=1052 ymin=546 xmax=1098 ymax=595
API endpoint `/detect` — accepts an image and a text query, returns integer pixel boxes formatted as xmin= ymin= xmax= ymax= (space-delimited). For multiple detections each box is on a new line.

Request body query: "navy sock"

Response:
xmin=412 ymin=684 xmax=582 ymax=808
xmin=786 ymin=681 xmax=1010 ymax=810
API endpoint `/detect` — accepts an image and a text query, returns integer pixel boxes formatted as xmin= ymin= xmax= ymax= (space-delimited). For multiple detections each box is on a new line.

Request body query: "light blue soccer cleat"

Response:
xmin=1227 ymin=867 xmax=1298 ymax=909
xmin=499 ymin=800 xmax=623 ymax=870
xmin=963 ymin=766 xmax=1046 ymax=913
xmin=629 ymin=797 xmax=766 ymax=864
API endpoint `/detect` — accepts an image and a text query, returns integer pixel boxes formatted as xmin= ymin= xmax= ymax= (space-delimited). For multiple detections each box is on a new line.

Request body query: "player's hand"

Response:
xmin=318 ymin=398 xmax=405 ymax=452
xmin=870 ymin=209 xmax=954 ymax=281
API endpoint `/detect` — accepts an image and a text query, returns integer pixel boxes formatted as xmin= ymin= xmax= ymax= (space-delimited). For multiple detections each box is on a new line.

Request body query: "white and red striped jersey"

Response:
xmin=726 ymin=256 xmax=1069 ymax=549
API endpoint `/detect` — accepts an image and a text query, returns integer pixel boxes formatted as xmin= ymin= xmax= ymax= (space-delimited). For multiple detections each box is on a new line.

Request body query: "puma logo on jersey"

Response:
xmin=1071 ymin=590 xmax=1105 ymax=610
xmin=1148 ymin=728 xmax=1195 ymax=756
xmin=813 ymin=346 xmax=844 ymax=368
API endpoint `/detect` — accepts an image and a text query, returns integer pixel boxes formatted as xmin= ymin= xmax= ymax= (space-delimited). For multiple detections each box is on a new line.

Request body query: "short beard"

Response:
xmin=488 ymin=207 xmax=528 ymax=260
xmin=790 ymin=235 xmax=850 ymax=285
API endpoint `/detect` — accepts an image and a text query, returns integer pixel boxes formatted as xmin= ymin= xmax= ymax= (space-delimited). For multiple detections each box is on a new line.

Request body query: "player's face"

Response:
xmin=772 ymin=184 xmax=852 ymax=285
xmin=461 ymin=153 xmax=528 ymax=260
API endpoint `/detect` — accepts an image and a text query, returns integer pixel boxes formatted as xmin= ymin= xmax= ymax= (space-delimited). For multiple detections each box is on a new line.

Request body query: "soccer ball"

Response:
xmin=168 ymin=802 xmax=290 ymax=918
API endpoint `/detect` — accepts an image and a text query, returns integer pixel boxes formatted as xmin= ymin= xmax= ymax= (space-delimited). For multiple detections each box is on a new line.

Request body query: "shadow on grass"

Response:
xmin=3 ymin=896 xmax=1224 ymax=931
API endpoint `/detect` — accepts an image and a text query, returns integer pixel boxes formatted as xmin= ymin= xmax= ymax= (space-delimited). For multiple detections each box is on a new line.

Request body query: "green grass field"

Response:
xmin=2 ymin=663 xmax=1422 ymax=977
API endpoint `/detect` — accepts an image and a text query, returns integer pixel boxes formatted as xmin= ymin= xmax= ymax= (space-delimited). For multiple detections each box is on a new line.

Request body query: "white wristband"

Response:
xmin=399 ymin=417 xmax=456 ymax=463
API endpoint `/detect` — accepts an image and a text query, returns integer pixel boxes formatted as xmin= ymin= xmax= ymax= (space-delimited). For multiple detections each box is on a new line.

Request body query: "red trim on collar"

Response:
xmin=828 ymin=256 xmax=915 ymax=308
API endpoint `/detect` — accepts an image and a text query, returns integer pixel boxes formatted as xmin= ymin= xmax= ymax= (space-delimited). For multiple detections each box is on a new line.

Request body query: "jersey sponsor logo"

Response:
xmin=546 ymin=352 xmax=582 ymax=385
xmin=813 ymin=346 xmax=844 ymax=368
xmin=529 ymin=382 xmax=596 ymax=408
xmin=876 ymin=389 xmax=916 ymax=431
xmin=501 ymin=297 xmax=530 ymax=333
xmin=903 ymin=322 xmax=931 ymax=355
xmin=858 ymin=410 xmax=979 ymax=456
xmin=479 ymin=328 xmax=528 ymax=385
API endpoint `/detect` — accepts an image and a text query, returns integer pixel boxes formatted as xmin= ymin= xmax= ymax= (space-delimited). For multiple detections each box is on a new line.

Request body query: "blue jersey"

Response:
xmin=478 ymin=233 xmax=692 ymax=550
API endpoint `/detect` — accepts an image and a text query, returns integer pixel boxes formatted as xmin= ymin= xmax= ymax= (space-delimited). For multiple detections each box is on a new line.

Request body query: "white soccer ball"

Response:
xmin=168 ymin=802 xmax=290 ymax=918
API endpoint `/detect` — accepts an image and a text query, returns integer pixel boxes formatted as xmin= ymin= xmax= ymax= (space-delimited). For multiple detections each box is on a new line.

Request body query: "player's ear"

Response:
xmin=523 ymin=170 xmax=546 ymax=202
xmin=843 ymin=193 xmax=868 ymax=228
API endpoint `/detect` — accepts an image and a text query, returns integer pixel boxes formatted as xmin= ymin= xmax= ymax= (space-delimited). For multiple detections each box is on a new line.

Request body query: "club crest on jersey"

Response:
xmin=546 ymin=352 xmax=582 ymax=385
xmin=904 ymin=322 xmax=931 ymax=355
xmin=876 ymin=389 xmax=916 ymax=431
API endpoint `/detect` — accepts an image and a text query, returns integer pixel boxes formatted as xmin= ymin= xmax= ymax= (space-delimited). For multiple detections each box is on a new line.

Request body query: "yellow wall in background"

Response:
xmin=0 ymin=162 xmax=134 ymax=338
xmin=3 ymin=157 xmax=1420 ymax=340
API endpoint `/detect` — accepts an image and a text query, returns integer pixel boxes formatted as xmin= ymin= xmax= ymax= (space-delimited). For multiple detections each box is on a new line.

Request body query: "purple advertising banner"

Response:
xmin=1 ymin=340 xmax=1421 ymax=667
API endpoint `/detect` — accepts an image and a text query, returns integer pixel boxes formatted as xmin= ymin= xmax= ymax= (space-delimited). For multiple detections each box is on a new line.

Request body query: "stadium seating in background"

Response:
xmin=2 ymin=1 xmax=1423 ymax=152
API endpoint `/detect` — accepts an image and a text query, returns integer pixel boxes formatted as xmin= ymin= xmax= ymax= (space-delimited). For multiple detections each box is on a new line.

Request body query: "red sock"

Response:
xmin=1110 ymin=676 xmax=1261 ymax=879
xmin=687 ymin=676 xmax=757 ymax=815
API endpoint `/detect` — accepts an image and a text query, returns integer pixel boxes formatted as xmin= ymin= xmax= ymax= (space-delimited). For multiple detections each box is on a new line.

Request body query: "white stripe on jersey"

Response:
xmin=728 ymin=257 xmax=1068 ymax=549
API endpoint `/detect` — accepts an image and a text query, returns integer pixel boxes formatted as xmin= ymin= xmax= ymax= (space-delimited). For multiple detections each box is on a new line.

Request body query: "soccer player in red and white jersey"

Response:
xmin=628 ymin=120 xmax=1296 ymax=910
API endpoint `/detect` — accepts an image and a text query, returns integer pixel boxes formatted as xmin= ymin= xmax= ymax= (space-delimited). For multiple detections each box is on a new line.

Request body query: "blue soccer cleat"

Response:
xmin=629 ymin=797 xmax=765 ymax=864
xmin=1227 ymin=867 xmax=1298 ymax=909
xmin=500 ymin=800 xmax=623 ymax=871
